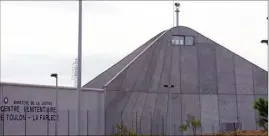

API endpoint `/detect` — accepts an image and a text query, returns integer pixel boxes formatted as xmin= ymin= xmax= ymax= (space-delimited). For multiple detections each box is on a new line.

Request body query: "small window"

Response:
xmin=185 ymin=36 xmax=194 ymax=46
xmin=172 ymin=35 xmax=184 ymax=45
xmin=172 ymin=35 xmax=195 ymax=46
xmin=179 ymin=36 xmax=184 ymax=45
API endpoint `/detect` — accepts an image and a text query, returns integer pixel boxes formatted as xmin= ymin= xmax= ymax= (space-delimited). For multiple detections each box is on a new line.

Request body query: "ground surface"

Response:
xmin=214 ymin=130 xmax=267 ymax=136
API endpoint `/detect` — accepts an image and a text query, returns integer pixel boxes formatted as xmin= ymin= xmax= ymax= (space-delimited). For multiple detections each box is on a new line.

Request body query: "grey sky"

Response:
xmin=1 ymin=1 xmax=267 ymax=87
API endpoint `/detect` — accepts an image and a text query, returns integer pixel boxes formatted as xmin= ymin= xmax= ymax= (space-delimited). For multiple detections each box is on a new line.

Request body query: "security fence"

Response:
xmin=0 ymin=110 xmax=104 ymax=136
xmin=109 ymin=112 xmax=243 ymax=135
xmin=104 ymin=90 xmax=265 ymax=135
xmin=110 ymin=111 xmax=262 ymax=135
xmin=0 ymin=109 xmax=262 ymax=135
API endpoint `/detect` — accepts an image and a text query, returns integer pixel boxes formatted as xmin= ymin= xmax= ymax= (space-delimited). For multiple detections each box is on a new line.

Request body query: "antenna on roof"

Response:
xmin=173 ymin=1 xmax=175 ymax=27
xmin=175 ymin=2 xmax=180 ymax=27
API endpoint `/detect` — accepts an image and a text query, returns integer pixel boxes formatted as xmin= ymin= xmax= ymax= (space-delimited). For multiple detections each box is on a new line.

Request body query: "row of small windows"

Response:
xmin=172 ymin=35 xmax=195 ymax=46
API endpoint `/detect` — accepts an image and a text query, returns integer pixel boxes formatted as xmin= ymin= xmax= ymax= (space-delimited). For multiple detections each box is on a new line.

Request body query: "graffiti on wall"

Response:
xmin=0 ymin=97 xmax=59 ymax=121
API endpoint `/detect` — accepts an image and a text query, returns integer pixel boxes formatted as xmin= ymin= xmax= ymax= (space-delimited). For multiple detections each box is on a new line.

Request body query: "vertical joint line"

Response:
xmin=196 ymin=37 xmax=202 ymax=134
xmin=215 ymin=46 xmax=221 ymax=132
xmin=233 ymin=54 xmax=239 ymax=124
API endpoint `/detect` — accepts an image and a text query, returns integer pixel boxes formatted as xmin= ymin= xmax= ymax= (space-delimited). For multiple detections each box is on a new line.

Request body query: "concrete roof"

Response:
xmin=83 ymin=26 xmax=267 ymax=91
xmin=83 ymin=30 xmax=167 ymax=89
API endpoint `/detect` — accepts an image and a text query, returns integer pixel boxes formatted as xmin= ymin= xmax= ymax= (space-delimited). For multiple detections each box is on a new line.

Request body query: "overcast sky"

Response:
xmin=1 ymin=1 xmax=268 ymax=87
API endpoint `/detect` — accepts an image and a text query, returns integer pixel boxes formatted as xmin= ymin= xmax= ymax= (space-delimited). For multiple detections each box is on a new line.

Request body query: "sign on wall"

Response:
xmin=0 ymin=97 xmax=59 ymax=121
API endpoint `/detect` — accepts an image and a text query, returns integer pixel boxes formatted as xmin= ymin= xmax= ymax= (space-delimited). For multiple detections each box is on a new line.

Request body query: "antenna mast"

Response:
xmin=72 ymin=58 xmax=78 ymax=87
xmin=175 ymin=2 xmax=180 ymax=27
xmin=173 ymin=1 xmax=175 ymax=27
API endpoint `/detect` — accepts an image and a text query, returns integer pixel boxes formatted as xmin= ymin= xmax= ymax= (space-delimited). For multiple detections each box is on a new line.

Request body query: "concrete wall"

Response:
xmin=0 ymin=82 xmax=104 ymax=135
xmin=103 ymin=26 xmax=268 ymax=134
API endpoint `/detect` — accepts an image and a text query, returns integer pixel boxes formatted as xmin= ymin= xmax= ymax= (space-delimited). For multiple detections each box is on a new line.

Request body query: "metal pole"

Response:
xmin=164 ymin=85 xmax=173 ymax=135
xmin=175 ymin=9 xmax=179 ymax=27
xmin=175 ymin=3 xmax=180 ymax=27
xmin=68 ymin=110 xmax=70 ymax=136
xmin=169 ymin=91 xmax=171 ymax=135
xmin=55 ymin=76 xmax=58 ymax=136
xmin=173 ymin=1 xmax=175 ymax=27
xmin=76 ymin=0 xmax=83 ymax=135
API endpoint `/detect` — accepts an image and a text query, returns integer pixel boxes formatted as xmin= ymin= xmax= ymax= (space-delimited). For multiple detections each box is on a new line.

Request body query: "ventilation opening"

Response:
xmin=220 ymin=122 xmax=242 ymax=132
xmin=172 ymin=35 xmax=195 ymax=46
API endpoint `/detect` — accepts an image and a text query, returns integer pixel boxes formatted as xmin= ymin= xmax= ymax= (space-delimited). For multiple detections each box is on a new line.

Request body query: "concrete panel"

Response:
xmin=84 ymin=31 xmax=165 ymax=89
xmin=218 ymin=95 xmax=237 ymax=132
xmin=57 ymin=110 xmax=70 ymax=135
xmin=130 ymin=92 xmax=147 ymax=133
xmin=140 ymin=93 xmax=157 ymax=134
xmin=170 ymin=41 xmax=181 ymax=93
xmin=106 ymin=69 xmax=128 ymax=91
xmin=170 ymin=93 xmax=181 ymax=135
xmin=181 ymin=94 xmax=201 ymax=135
xmin=149 ymin=34 xmax=168 ymax=92
xmin=237 ymin=95 xmax=256 ymax=130
xmin=140 ymin=37 xmax=163 ymax=92
xmin=180 ymin=46 xmax=199 ymax=94
xmin=216 ymin=46 xmax=236 ymax=94
xmin=198 ymin=43 xmax=217 ymax=94
xmin=57 ymin=90 xmax=76 ymax=135
xmin=132 ymin=44 xmax=157 ymax=92
xmin=218 ymin=95 xmax=237 ymax=122
xmin=253 ymin=65 xmax=268 ymax=94
xmin=234 ymin=56 xmax=254 ymax=94
xmin=68 ymin=110 xmax=78 ymax=135
xmin=120 ymin=46 xmax=153 ymax=92
xmin=99 ymin=92 xmax=105 ymax=135
xmin=121 ymin=92 xmax=139 ymax=129
xmin=104 ymin=91 xmax=130 ymax=134
xmin=81 ymin=91 xmax=104 ymax=135
xmin=0 ymin=84 xmax=104 ymax=135
xmin=201 ymin=95 xmax=219 ymax=134
xmin=196 ymin=32 xmax=212 ymax=44
xmin=2 ymin=85 xmax=56 ymax=135
xmin=104 ymin=91 xmax=117 ymax=109
xmin=152 ymin=94 xmax=168 ymax=135
xmin=0 ymin=85 xmax=3 ymax=135
xmin=159 ymin=36 xmax=172 ymax=93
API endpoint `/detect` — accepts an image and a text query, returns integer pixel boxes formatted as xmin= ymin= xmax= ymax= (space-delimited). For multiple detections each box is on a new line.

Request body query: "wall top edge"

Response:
xmin=0 ymin=82 xmax=105 ymax=92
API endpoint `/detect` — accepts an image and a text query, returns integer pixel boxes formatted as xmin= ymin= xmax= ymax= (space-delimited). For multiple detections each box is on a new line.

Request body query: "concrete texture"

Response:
xmin=200 ymin=95 xmax=219 ymax=134
xmin=0 ymin=83 xmax=104 ymax=135
xmin=84 ymin=31 xmax=166 ymax=89
xmin=180 ymin=45 xmax=199 ymax=94
xmin=140 ymin=93 xmax=157 ymax=134
xmin=237 ymin=95 xmax=256 ymax=130
xmin=181 ymin=94 xmax=201 ymax=135
xmin=152 ymin=94 xmax=169 ymax=135
xmin=253 ymin=65 xmax=268 ymax=94
xmin=170 ymin=93 xmax=181 ymax=135
xmin=170 ymin=41 xmax=181 ymax=93
xmin=198 ymin=43 xmax=217 ymax=94
xmin=148 ymin=34 xmax=168 ymax=93
xmin=216 ymin=46 xmax=236 ymax=94
xmin=2 ymin=25 xmax=267 ymax=135
xmin=105 ymin=91 xmax=131 ymax=134
xmin=218 ymin=95 xmax=238 ymax=123
xmin=84 ymin=26 xmax=267 ymax=134
xmin=234 ymin=55 xmax=254 ymax=94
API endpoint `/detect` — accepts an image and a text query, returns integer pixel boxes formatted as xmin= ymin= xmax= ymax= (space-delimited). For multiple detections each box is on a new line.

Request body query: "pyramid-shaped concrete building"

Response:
xmin=84 ymin=26 xmax=268 ymax=135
